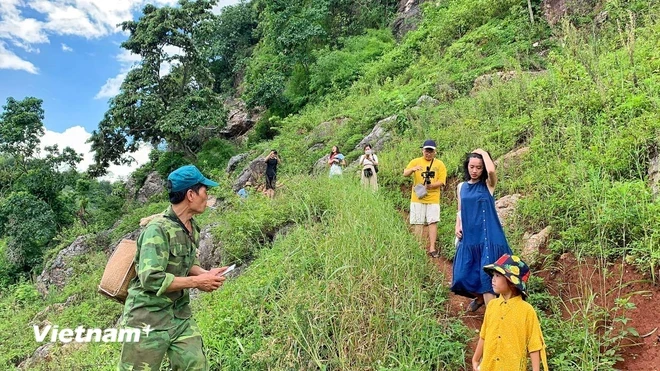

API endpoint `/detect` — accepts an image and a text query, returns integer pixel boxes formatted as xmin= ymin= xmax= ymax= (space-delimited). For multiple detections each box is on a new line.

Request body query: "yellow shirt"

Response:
xmin=406 ymin=157 xmax=447 ymax=203
xmin=479 ymin=295 xmax=548 ymax=371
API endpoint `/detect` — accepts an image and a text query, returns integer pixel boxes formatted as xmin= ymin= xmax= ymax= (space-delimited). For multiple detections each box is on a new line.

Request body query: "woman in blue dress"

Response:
xmin=451 ymin=149 xmax=512 ymax=312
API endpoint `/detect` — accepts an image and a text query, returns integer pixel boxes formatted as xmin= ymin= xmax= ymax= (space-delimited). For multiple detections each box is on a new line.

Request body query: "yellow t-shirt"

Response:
xmin=479 ymin=295 xmax=548 ymax=371
xmin=406 ymin=157 xmax=447 ymax=203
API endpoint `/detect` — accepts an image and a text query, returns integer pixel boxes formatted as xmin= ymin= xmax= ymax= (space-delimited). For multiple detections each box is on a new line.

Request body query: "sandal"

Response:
xmin=427 ymin=250 xmax=440 ymax=258
xmin=467 ymin=298 xmax=484 ymax=312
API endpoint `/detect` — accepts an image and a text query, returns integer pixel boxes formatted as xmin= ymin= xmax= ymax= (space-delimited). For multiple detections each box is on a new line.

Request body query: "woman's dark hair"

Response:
xmin=330 ymin=146 xmax=339 ymax=155
xmin=169 ymin=183 xmax=206 ymax=204
xmin=364 ymin=144 xmax=372 ymax=150
xmin=462 ymin=153 xmax=490 ymax=182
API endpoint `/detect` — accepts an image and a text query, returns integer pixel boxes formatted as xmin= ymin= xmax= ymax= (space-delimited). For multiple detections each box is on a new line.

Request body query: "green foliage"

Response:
xmin=154 ymin=151 xmax=189 ymax=179
xmin=196 ymin=138 xmax=237 ymax=171
xmin=0 ymin=97 xmax=44 ymax=160
xmin=196 ymin=177 xmax=471 ymax=369
xmin=88 ymin=0 xmax=226 ymax=176
xmin=0 ymin=192 xmax=57 ymax=271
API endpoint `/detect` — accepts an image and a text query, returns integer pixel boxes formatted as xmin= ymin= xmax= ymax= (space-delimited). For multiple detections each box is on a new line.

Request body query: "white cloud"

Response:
xmin=0 ymin=0 xmax=179 ymax=72
xmin=211 ymin=0 xmax=242 ymax=15
xmin=39 ymin=125 xmax=151 ymax=181
xmin=0 ymin=41 xmax=38 ymax=73
xmin=61 ymin=43 xmax=72 ymax=51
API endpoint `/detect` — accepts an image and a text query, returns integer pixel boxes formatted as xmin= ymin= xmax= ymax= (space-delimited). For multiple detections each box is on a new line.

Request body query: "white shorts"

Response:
xmin=410 ymin=202 xmax=440 ymax=225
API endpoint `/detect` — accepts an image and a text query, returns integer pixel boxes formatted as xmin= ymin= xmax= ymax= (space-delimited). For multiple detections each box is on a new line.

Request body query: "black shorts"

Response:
xmin=265 ymin=174 xmax=277 ymax=190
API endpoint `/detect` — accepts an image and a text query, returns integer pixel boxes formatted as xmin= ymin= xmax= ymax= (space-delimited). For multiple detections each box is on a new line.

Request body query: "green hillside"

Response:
xmin=1 ymin=0 xmax=659 ymax=369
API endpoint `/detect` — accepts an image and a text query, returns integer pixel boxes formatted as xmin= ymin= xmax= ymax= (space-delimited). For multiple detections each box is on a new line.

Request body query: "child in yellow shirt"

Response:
xmin=472 ymin=254 xmax=549 ymax=371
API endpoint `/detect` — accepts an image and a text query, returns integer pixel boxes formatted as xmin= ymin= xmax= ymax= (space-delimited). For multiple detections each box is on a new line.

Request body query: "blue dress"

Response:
xmin=450 ymin=181 xmax=512 ymax=298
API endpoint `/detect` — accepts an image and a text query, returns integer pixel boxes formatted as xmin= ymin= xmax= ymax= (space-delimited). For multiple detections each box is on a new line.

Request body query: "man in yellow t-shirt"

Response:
xmin=402 ymin=139 xmax=447 ymax=258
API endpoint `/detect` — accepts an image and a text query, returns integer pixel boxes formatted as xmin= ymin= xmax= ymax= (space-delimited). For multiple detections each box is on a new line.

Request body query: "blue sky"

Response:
xmin=0 ymin=0 xmax=240 ymax=179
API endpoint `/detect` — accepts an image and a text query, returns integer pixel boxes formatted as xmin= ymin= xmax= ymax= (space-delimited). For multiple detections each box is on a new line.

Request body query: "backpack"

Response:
xmin=98 ymin=239 xmax=137 ymax=303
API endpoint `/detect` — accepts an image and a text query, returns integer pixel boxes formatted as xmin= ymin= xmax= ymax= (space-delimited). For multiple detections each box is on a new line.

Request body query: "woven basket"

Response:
xmin=98 ymin=239 xmax=137 ymax=303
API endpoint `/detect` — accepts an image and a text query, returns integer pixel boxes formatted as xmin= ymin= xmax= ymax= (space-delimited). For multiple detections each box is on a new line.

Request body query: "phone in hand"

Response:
xmin=219 ymin=264 xmax=236 ymax=276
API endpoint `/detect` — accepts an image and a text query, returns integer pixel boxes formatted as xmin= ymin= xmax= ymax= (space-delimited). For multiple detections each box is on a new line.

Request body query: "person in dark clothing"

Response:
xmin=264 ymin=150 xmax=280 ymax=198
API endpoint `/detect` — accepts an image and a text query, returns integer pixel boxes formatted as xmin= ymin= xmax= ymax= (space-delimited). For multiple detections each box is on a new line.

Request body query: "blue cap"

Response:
xmin=421 ymin=139 xmax=436 ymax=150
xmin=167 ymin=165 xmax=219 ymax=192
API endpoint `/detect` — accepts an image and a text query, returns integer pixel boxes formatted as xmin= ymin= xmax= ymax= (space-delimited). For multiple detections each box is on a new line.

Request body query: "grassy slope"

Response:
xmin=2 ymin=0 xmax=659 ymax=369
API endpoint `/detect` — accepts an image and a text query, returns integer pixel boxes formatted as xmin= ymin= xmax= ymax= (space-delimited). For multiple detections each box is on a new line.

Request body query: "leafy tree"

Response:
xmin=88 ymin=0 xmax=226 ymax=176
xmin=0 ymin=192 xmax=57 ymax=271
xmin=0 ymin=97 xmax=45 ymax=171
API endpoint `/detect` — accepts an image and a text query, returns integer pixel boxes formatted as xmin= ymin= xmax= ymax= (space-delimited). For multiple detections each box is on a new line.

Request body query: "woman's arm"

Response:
xmin=455 ymin=183 xmax=463 ymax=239
xmin=474 ymin=149 xmax=497 ymax=189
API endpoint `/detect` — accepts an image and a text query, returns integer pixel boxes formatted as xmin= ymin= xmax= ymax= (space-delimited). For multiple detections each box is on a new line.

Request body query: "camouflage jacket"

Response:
xmin=122 ymin=205 xmax=201 ymax=330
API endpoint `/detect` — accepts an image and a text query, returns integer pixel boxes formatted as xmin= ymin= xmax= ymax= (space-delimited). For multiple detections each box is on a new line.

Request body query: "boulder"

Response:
xmin=307 ymin=143 xmax=325 ymax=153
xmin=416 ymin=95 xmax=440 ymax=107
xmin=36 ymin=236 xmax=92 ymax=297
xmin=312 ymin=154 xmax=331 ymax=175
xmin=233 ymin=157 xmax=267 ymax=191
xmin=494 ymin=147 xmax=530 ymax=169
xmin=649 ymin=153 xmax=660 ymax=201
xmin=197 ymin=225 xmax=222 ymax=270
xmin=136 ymin=171 xmax=164 ymax=204
xmin=220 ymin=99 xmax=263 ymax=138
xmin=355 ymin=115 xmax=395 ymax=152
xmin=521 ymin=226 xmax=552 ymax=267
xmin=226 ymin=153 xmax=249 ymax=173
xmin=19 ymin=343 xmax=54 ymax=370
xmin=392 ymin=0 xmax=426 ymax=40
xmin=495 ymin=194 xmax=521 ymax=228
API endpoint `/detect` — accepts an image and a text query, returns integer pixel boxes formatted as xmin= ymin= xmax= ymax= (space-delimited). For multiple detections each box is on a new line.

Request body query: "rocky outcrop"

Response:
xmin=36 ymin=236 xmax=92 ymax=297
xmin=542 ymin=0 xmax=597 ymax=26
xmin=136 ymin=171 xmax=163 ymax=204
xmin=220 ymin=99 xmax=264 ymax=138
xmin=313 ymin=154 xmax=332 ymax=175
xmin=197 ymin=225 xmax=222 ymax=270
xmin=649 ymin=153 xmax=660 ymax=201
xmin=233 ymin=157 xmax=267 ymax=191
xmin=495 ymin=147 xmax=530 ymax=169
xmin=355 ymin=115 xmax=395 ymax=152
xmin=416 ymin=95 xmax=440 ymax=107
xmin=522 ymin=226 xmax=552 ymax=267
xmin=495 ymin=194 xmax=521 ymax=228
xmin=19 ymin=343 xmax=54 ymax=369
xmin=392 ymin=0 xmax=426 ymax=40
xmin=226 ymin=153 xmax=249 ymax=173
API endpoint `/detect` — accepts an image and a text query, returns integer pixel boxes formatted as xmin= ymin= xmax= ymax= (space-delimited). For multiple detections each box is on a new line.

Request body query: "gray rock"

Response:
xmin=495 ymin=194 xmax=521 ymax=228
xmin=197 ymin=225 xmax=222 ymax=270
xmin=416 ymin=95 xmax=440 ymax=107
xmin=649 ymin=154 xmax=660 ymax=201
xmin=36 ymin=236 xmax=92 ymax=297
xmin=494 ymin=147 xmax=530 ymax=169
xmin=522 ymin=226 xmax=552 ymax=267
xmin=355 ymin=115 xmax=395 ymax=152
xmin=19 ymin=343 xmax=54 ymax=369
xmin=233 ymin=157 xmax=267 ymax=191
xmin=136 ymin=171 xmax=164 ymax=204
xmin=312 ymin=154 xmax=331 ymax=175
xmin=226 ymin=153 xmax=249 ymax=173
xmin=307 ymin=143 xmax=325 ymax=152
xmin=220 ymin=99 xmax=263 ymax=138
xmin=392 ymin=0 xmax=425 ymax=39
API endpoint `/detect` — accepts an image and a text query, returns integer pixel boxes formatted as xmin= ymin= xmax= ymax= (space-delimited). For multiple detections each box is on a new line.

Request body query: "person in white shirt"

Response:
xmin=359 ymin=144 xmax=379 ymax=191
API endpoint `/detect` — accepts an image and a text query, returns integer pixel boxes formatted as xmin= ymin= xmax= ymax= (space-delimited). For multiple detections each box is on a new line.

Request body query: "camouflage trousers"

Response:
xmin=118 ymin=317 xmax=208 ymax=371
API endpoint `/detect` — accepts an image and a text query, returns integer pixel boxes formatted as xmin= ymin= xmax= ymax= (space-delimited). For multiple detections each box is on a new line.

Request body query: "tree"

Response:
xmin=88 ymin=0 xmax=226 ymax=176
xmin=0 ymin=97 xmax=45 ymax=171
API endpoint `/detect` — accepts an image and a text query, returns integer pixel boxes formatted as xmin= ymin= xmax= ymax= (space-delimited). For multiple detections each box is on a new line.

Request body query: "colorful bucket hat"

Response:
xmin=483 ymin=254 xmax=531 ymax=298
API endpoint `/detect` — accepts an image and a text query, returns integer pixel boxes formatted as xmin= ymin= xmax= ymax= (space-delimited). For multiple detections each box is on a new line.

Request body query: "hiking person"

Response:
xmin=359 ymin=144 xmax=379 ymax=191
xmin=264 ymin=150 xmax=280 ymax=199
xmin=451 ymin=149 xmax=512 ymax=312
xmin=118 ymin=165 xmax=230 ymax=370
xmin=472 ymin=254 xmax=548 ymax=371
xmin=328 ymin=145 xmax=346 ymax=177
xmin=402 ymin=139 xmax=447 ymax=258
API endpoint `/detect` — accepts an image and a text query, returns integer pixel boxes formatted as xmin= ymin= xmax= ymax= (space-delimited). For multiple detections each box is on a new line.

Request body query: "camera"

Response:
xmin=421 ymin=166 xmax=435 ymax=185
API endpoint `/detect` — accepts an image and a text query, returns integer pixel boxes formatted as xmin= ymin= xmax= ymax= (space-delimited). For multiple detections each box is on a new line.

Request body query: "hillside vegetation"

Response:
xmin=1 ymin=0 xmax=659 ymax=369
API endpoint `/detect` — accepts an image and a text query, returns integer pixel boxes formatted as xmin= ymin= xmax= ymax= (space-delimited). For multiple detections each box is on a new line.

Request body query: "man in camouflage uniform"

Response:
xmin=119 ymin=165 xmax=228 ymax=370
